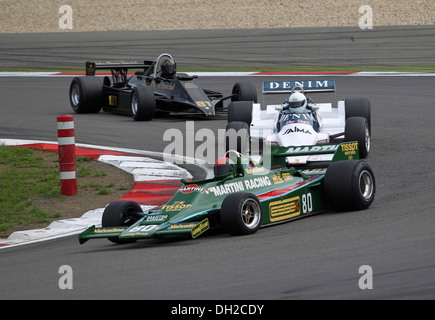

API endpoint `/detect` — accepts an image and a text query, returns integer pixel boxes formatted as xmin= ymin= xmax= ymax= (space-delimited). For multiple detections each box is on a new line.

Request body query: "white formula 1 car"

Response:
xmin=225 ymin=80 xmax=371 ymax=165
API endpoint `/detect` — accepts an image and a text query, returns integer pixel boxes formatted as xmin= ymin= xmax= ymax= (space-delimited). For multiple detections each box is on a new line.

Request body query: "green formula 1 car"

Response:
xmin=79 ymin=141 xmax=375 ymax=244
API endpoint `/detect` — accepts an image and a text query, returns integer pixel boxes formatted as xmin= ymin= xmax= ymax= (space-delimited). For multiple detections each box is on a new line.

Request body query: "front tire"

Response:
xmin=345 ymin=97 xmax=371 ymax=132
xmin=344 ymin=117 xmax=370 ymax=158
xmin=102 ymin=200 xmax=144 ymax=244
xmin=131 ymin=86 xmax=156 ymax=121
xmin=324 ymin=160 xmax=375 ymax=211
xmin=221 ymin=193 xmax=262 ymax=235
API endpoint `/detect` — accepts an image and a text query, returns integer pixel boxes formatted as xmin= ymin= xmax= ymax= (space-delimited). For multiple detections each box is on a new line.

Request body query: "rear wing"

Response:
xmin=85 ymin=60 xmax=154 ymax=76
xmin=262 ymin=79 xmax=335 ymax=94
xmin=263 ymin=141 xmax=359 ymax=168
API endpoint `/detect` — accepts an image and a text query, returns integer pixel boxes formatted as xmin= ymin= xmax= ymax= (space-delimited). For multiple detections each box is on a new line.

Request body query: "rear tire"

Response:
xmin=69 ymin=76 xmax=103 ymax=113
xmin=131 ymin=86 xmax=156 ymax=121
xmin=345 ymin=97 xmax=371 ymax=132
xmin=344 ymin=117 xmax=370 ymax=158
xmin=102 ymin=201 xmax=144 ymax=244
xmin=231 ymin=82 xmax=257 ymax=103
xmin=324 ymin=160 xmax=375 ymax=211
xmin=221 ymin=193 xmax=262 ymax=235
xmin=225 ymin=121 xmax=250 ymax=154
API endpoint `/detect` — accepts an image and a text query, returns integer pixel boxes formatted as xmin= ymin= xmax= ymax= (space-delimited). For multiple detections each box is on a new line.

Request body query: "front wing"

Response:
xmin=79 ymin=218 xmax=210 ymax=244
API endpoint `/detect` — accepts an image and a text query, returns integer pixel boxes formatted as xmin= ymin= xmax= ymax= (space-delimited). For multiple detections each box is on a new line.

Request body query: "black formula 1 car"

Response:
xmin=69 ymin=53 xmax=257 ymax=121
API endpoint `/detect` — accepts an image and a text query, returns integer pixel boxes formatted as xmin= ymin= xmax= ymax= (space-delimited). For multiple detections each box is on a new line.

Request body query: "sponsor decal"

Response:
xmin=195 ymin=100 xmax=213 ymax=107
xmin=157 ymin=82 xmax=175 ymax=91
xmin=180 ymin=184 xmax=209 ymax=194
xmin=209 ymin=176 xmax=272 ymax=196
xmin=278 ymin=114 xmax=319 ymax=136
xmin=341 ymin=142 xmax=359 ymax=157
xmin=283 ymin=126 xmax=312 ymax=135
xmin=301 ymin=168 xmax=327 ymax=175
xmin=108 ymin=95 xmax=117 ymax=106
xmin=184 ymin=82 xmax=198 ymax=89
xmin=286 ymin=144 xmax=339 ymax=154
xmin=209 ymin=181 xmax=244 ymax=196
xmin=280 ymin=113 xmax=316 ymax=123
xmin=263 ymin=80 xmax=335 ymax=93
xmin=94 ymin=227 xmax=125 ymax=234
xmin=146 ymin=214 xmax=169 ymax=222
xmin=170 ymin=222 xmax=198 ymax=229
xmin=269 ymin=196 xmax=300 ymax=222
xmin=122 ymin=225 xmax=158 ymax=237
xmin=191 ymin=218 xmax=210 ymax=238
xmin=95 ymin=61 xmax=140 ymax=65
xmin=244 ymin=166 xmax=265 ymax=174
xmin=271 ymin=173 xmax=284 ymax=184
xmin=281 ymin=172 xmax=293 ymax=182
xmin=162 ymin=201 xmax=192 ymax=212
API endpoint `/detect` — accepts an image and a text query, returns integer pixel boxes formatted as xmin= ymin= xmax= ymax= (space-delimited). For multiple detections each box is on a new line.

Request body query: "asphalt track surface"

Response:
xmin=1 ymin=25 xmax=435 ymax=68
xmin=0 ymin=27 xmax=435 ymax=300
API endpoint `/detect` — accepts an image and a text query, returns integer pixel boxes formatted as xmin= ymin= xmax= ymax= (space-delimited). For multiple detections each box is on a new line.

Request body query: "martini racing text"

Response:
xmin=209 ymin=176 xmax=272 ymax=196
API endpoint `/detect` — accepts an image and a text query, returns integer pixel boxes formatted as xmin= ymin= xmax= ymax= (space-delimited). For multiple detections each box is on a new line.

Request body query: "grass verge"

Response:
xmin=0 ymin=146 xmax=61 ymax=231
xmin=0 ymin=145 xmax=134 ymax=237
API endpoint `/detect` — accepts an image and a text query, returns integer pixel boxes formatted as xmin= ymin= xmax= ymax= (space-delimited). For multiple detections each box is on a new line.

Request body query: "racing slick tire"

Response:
xmin=231 ymin=82 xmax=258 ymax=103
xmin=102 ymin=200 xmax=145 ymax=244
xmin=227 ymin=101 xmax=253 ymax=124
xmin=69 ymin=76 xmax=103 ymax=113
xmin=324 ymin=160 xmax=375 ymax=212
xmin=130 ymin=86 xmax=156 ymax=121
xmin=344 ymin=97 xmax=371 ymax=132
xmin=344 ymin=116 xmax=370 ymax=158
xmin=225 ymin=121 xmax=250 ymax=154
xmin=221 ymin=193 xmax=262 ymax=235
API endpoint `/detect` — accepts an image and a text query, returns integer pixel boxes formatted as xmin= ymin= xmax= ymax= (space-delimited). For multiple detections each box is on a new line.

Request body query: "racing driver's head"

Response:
xmin=282 ymin=91 xmax=307 ymax=113
xmin=161 ymin=58 xmax=177 ymax=78
xmin=214 ymin=156 xmax=235 ymax=177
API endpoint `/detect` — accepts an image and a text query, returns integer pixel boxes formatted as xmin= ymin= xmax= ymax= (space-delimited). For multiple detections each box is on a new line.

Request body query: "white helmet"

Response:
xmin=287 ymin=91 xmax=307 ymax=109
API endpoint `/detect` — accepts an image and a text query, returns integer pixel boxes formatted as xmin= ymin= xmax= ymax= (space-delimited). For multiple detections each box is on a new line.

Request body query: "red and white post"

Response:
xmin=57 ymin=115 xmax=77 ymax=196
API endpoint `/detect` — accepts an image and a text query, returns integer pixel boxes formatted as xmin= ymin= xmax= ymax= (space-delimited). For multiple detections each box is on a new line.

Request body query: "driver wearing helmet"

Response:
xmin=160 ymin=58 xmax=177 ymax=78
xmin=283 ymin=91 xmax=312 ymax=113
xmin=214 ymin=151 xmax=256 ymax=177
xmin=281 ymin=90 xmax=322 ymax=131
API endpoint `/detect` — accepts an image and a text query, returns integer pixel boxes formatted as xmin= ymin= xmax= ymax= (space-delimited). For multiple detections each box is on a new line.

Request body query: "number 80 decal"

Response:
xmin=302 ymin=193 xmax=313 ymax=214
xmin=127 ymin=225 xmax=158 ymax=233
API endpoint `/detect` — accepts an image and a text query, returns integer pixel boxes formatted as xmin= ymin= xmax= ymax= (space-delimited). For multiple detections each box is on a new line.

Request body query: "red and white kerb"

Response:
xmin=57 ymin=115 xmax=77 ymax=196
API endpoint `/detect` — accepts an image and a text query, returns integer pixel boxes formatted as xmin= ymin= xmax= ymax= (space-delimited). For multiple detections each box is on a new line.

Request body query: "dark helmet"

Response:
xmin=214 ymin=157 xmax=235 ymax=176
xmin=161 ymin=58 xmax=176 ymax=77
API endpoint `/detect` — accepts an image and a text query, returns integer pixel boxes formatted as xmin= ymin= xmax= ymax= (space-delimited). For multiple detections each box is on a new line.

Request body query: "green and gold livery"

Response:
xmin=79 ymin=141 xmax=376 ymax=244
